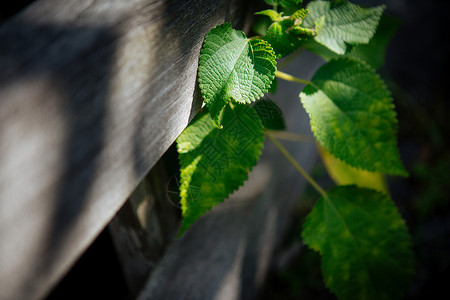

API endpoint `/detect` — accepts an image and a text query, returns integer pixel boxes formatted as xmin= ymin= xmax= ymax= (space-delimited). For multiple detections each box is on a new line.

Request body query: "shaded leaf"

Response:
xmin=303 ymin=0 xmax=384 ymax=54
xmin=252 ymin=15 xmax=273 ymax=36
xmin=255 ymin=9 xmax=283 ymax=22
xmin=265 ymin=21 xmax=304 ymax=58
xmin=177 ymin=104 xmax=264 ymax=232
xmin=264 ymin=0 xmax=303 ymax=9
xmin=269 ymin=76 xmax=278 ymax=94
xmin=302 ymin=186 xmax=414 ymax=300
xmin=253 ymin=98 xmax=286 ymax=130
xmin=346 ymin=15 xmax=400 ymax=69
xmin=264 ymin=9 xmax=313 ymax=58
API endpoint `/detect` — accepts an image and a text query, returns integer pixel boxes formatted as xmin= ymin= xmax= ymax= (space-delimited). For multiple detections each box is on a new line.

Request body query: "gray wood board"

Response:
xmin=108 ymin=159 xmax=181 ymax=297
xmin=137 ymin=52 xmax=323 ymax=300
xmin=0 ymin=0 xmax=252 ymax=299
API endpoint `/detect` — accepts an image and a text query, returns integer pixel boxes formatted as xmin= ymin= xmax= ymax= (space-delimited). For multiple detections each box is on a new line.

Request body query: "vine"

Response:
xmin=176 ymin=0 xmax=414 ymax=298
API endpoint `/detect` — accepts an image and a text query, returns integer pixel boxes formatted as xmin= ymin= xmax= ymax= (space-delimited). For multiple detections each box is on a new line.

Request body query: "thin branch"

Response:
xmin=266 ymin=132 xmax=328 ymax=199
xmin=266 ymin=130 xmax=316 ymax=143
xmin=275 ymin=70 xmax=312 ymax=86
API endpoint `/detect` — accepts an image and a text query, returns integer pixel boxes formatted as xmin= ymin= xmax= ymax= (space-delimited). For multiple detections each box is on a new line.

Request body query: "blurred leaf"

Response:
xmin=198 ymin=23 xmax=276 ymax=127
xmin=253 ymin=98 xmax=286 ymax=130
xmin=302 ymin=186 xmax=415 ymax=300
xmin=300 ymin=57 xmax=408 ymax=176
xmin=252 ymin=15 xmax=273 ymax=36
xmin=348 ymin=15 xmax=400 ymax=69
xmin=264 ymin=0 xmax=303 ymax=9
xmin=263 ymin=8 xmax=313 ymax=58
xmin=269 ymin=76 xmax=278 ymax=94
xmin=255 ymin=9 xmax=283 ymax=22
xmin=303 ymin=0 xmax=384 ymax=54
xmin=306 ymin=15 xmax=401 ymax=69
xmin=265 ymin=20 xmax=305 ymax=58
xmin=318 ymin=144 xmax=388 ymax=193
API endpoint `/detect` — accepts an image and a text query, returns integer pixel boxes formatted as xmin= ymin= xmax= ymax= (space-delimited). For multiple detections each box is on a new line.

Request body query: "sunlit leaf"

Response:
xmin=303 ymin=0 xmax=384 ymax=54
xmin=198 ymin=23 xmax=276 ymax=127
xmin=300 ymin=57 xmax=407 ymax=176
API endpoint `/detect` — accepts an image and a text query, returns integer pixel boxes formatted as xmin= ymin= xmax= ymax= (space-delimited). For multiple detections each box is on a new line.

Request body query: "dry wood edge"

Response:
xmin=0 ymin=0 xmax=252 ymax=299
xmin=108 ymin=158 xmax=181 ymax=298
xmin=136 ymin=53 xmax=322 ymax=300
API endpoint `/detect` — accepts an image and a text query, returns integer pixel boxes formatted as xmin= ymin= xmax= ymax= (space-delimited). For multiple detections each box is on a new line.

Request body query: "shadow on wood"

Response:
xmin=0 ymin=0 xmax=252 ymax=299
xmin=136 ymin=52 xmax=322 ymax=300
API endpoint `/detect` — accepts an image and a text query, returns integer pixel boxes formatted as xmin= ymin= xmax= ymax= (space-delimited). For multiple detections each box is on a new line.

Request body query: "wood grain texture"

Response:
xmin=108 ymin=159 xmax=180 ymax=298
xmin=0 ymin=0 xmax=251 ymax=299
xmin=137 ymin=53 xmax=323 ymax=300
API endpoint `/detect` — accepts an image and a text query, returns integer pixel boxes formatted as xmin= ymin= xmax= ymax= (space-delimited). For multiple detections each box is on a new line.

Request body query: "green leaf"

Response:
xmin=318 ymin=144 xmax=388 ymax=193
xmin=300 ymin=57 xmax=407 ymax=176
xmin=265 ymin=16 xmax=314 ymax=58
xmin=303 ymin=0 xmax=384 ymax=55
xmin=291 ymin=8 xmax=309 ymax=22
xmin=255 ymin=9 xmax=283 ymax=22
xmin=281 ymin=0 xmax=303 ymax=7
xmin=305 ymin=38 xmax=342 ymax=61
xmin=177 ymin=104 xmax=264 ymax=232
xmin=252 ymin=15 xmax=273 ymax=37
xmin=198 ymin=23 xmax=277 ymax=128
xmin=269 ymin=76 xmax=278 ymax=94
xmin=346 ymin=15 xmax=400 ymax=69
xmin=263 ymin=8 xmax=319 ymax=58
xmin=306 ymin=15 xmax=400 ymax=69
xmin=261 ymin=8 xmax=314 ymax=58
xmin=302 ymin=186 xmax=414 ymax=300
xmin=264 ymin=0 xmax=303 ymax=8
xmin=253 ymin=98 xmax=286 ymax=130
xmin=265 ymin=21 xmax=301 ymax=58
xmin=264 ymin=0 xmax=276 ymax=5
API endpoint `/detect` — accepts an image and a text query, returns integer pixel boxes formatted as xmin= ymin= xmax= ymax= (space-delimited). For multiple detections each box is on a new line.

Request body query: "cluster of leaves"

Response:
xmin=176 ymin=0 xmax=414 ymax=299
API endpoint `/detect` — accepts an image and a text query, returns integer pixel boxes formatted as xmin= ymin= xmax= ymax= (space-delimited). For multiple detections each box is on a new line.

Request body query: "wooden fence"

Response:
xmin=0 ymin=0 xmax=321 ymax=299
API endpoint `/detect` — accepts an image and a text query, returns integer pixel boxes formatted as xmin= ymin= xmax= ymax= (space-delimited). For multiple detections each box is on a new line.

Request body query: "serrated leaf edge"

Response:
xmin=307 ymin=0 xmax=385 ymax=55
xmin=301 ymin=57 xmax=407 ymax=176
xmin=302 ymin=185 xmax=414 ymax=299
xmin=197 ymin=23 xmax=277 ymax=101
xmin=177 ymin=107 xmax=266 ymax=232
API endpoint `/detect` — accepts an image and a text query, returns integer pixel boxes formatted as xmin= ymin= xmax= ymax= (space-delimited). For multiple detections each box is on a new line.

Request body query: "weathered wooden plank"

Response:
xmin=0 ymin=1 xmax=252 ymax=299
xmin=137 ymin=53 xmax=322 ymax=300
xmin=108 ymin=200 xmax=155 ymax=298
xmin=108 ymin=159 xmax=180 ymax=297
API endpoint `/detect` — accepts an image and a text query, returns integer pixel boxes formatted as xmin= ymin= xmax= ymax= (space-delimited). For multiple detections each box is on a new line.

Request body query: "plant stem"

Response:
xmin=275 ymin=70 xmax=312 ymax=86
xmin=266 ymin=130 xmax=315 ymax=143
xmin=266 ymin=132 xmax=328 ymax=199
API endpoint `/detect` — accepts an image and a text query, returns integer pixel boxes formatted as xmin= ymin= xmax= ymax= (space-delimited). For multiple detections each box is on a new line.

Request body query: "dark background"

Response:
xmin=1 ymin=0 xmax=449 ymax=299
xmin=261 ymin=0 xmax=450 ymax=299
